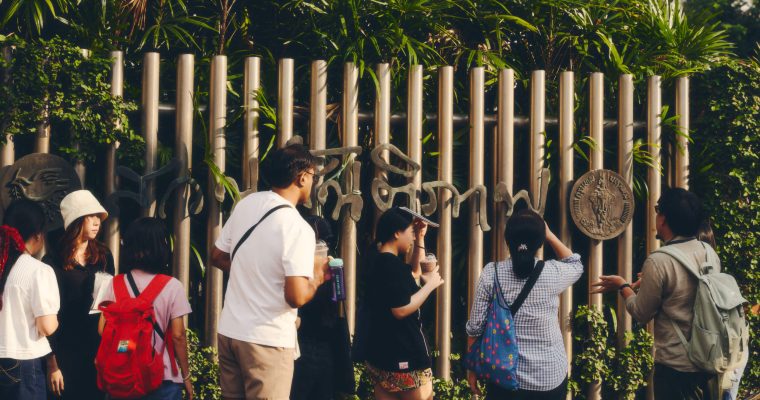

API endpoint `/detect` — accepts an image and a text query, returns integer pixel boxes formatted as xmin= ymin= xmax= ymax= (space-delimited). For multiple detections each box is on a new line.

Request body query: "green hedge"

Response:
xmin=691 ymin=58 xmax=760 ymax=397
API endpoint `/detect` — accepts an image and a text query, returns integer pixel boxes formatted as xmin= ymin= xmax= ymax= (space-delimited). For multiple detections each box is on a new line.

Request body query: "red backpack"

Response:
xmin=96 ymin=273 xmax=177 ymax=399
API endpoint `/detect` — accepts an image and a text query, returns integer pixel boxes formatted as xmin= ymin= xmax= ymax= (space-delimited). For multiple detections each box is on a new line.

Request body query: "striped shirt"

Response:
xmin=466 ymin=254 xmax=583 ymax=391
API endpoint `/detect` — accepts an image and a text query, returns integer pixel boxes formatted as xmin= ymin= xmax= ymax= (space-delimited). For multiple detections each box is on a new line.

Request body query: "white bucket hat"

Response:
xmin=60 ymin=190 xmax=108 ymax=230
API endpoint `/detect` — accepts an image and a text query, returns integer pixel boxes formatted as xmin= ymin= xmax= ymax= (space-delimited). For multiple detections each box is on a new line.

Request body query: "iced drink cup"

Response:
xmin=420 ymin=253 xmax=437 ymax=273
xmin=315 ymin=240 xmax=329 ymax=262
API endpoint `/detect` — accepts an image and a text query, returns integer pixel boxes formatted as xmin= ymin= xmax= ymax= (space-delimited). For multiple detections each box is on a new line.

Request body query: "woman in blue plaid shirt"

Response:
xmin=466 ymin=209 xmax=583 ymax=400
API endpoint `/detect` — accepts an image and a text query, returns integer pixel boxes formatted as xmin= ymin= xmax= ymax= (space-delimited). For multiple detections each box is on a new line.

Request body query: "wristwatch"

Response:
xmin=618 ymin=283 xmax=632 ymax=293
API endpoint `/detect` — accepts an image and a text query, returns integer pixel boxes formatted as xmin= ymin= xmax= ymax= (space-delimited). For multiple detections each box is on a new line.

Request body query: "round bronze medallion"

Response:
xmin=0 ymin=153 xmax=82 ymax=230
xmin=570 ymin=169 xmax=634 ymax=241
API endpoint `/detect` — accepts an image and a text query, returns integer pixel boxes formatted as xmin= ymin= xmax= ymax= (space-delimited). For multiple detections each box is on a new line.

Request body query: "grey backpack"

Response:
xmin=654 ymin=243 xmax=749 ymax=374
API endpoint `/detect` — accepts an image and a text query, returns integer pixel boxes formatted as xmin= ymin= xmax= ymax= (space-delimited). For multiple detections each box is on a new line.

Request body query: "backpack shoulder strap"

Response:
xmin=113 ymin=274 xmax=130 ymax=302
xmin=509 ymin=260 xmax=545 ymax=316
xmin=125 ymin=272 xmax=171 ymax=337
xmin=668 ymin=318 xmax=690 ymax=349
xmin=129 ymin=273 xmax=179 ymax=376
xmin=491 ymin=262 xmax=507 ymax=308
xmin=653 ymin=246 xmax=700 ymax=350
xmin=231 ymin=204 xmax=290 ymax=261
xmin=138 ymin=274 xmax=172 ymax=305
xmin=653 ymin=246 xmax=701 ymax=278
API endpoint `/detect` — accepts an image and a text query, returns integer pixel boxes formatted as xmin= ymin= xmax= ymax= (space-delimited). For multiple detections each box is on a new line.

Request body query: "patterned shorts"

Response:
xmin=364 ymin=362 xmax=433 ymax=393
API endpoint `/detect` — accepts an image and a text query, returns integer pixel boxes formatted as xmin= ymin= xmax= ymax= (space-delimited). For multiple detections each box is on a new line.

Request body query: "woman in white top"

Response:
xmin=466 ymin=208 xmax=583 ymax=400
xmin=0 ymin=200 xmax=61 ymax=400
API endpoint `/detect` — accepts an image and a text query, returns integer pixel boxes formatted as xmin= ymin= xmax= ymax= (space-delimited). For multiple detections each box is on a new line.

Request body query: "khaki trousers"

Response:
xmin=218 ymin=334 xmax=295 ymax=400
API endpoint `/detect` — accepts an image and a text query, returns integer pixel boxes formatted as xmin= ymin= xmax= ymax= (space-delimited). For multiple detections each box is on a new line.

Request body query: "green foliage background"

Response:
xmin=1 ymin=0 xmax=758 ymax=397
xmin=690 ymin=57 xmax=760 ymax=397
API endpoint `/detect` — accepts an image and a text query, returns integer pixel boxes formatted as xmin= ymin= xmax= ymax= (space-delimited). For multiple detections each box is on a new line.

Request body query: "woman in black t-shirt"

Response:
xmin=364 ymin=207 xmax=443 ymax=400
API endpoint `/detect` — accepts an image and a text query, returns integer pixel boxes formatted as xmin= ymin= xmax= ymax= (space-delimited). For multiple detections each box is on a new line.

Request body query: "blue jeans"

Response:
xmin=138 ymin=381 xmax=183 ymax=400
xmin=0 ymin=357 xmax=47 ymax=400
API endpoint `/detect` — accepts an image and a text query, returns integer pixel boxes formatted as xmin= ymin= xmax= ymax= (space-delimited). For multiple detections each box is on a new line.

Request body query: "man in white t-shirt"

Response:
xmin=211 ymin=143 xmax=328 ymax=400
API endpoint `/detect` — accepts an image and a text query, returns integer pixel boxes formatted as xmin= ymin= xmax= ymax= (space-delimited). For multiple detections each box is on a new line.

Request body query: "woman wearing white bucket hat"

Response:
xmin=45 ymin=190 xmax=113 ymax=400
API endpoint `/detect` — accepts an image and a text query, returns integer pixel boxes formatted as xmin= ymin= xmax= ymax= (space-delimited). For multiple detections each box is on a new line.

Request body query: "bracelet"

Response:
xmin=182 ymin=372 xmax=191 ymax=382
xmin=415 ymin=245 xmax=425 ymax=249
xmin=618 ymin=283 xmax=632 ymax=293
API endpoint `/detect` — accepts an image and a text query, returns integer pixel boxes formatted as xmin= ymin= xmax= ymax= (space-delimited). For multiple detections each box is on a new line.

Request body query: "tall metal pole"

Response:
xmin=647 ymin=77 xmax=663 ymax=251
xmin=530 ymin=71 xmax=545 ymax=204
xmin=243 ymin=57 xmax=261 ymax=191
xmin=675 ymin=77 xmax=689 ymax=189
xmin=173 ymin=54 xmax=194 ymax=294
xmin=468 ymin=67 xmax=485 ymax=312
xmin=310 ymin=60 xmax=327 ymax=151
xmin=278 ymin=58 xmax=294 ymax=148
xmin=309 ymin=60 xmax=327 ymax=214
xmin=494 ymin=69 xmax=514 ymax=261
xmin=374 ymin=63 xmax=391 ymax=225
xmin=587 ymin=72 xmax=605 ymax=400
xmin=205 ymin=55 xmax=227 ymax=348
xmin=105 ymin=50 xmax=123 ymax=272
xmin=436 ymin=66 xmax=454 ymax=381
xmin=408 ymin=65 xmax=423 ymax=208
xmin=530 ymin=71 xmax=546 ymax=261
xmin=558 ymin=71 xmax=574 ymax=378
xmin=34 ymin=102 xmax=50 ymax=153
xmin=617 ymin=75 xmax=634 ymax=347
xmin=142 ymin=52 xmax=160 ymax=216
xmin=341 ymin=62 xmax=359 ymax=333
xmin=1 ymin=135 xmax=13 ymax=166
xmin=645 ymin=76 xmax=663 ymax=400
xmin=72 ymin=49 xmax=91 ymax=184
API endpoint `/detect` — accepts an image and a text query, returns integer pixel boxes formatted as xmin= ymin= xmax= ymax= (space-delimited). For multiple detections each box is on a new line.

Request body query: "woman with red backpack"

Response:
xmin=97 ymin=217 xmax=193 ymax=400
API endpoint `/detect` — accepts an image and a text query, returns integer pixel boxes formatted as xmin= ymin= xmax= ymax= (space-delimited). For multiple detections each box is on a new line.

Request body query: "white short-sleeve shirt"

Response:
xmin=216 ymin=191 xmax=315 ymax=348
xmin=0 ymin=254 xmax=60 ymax=360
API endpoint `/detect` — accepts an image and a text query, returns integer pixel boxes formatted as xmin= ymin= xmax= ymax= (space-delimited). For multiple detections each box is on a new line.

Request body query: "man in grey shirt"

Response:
xmin=593 ymin=188 xmax=717 ymax=399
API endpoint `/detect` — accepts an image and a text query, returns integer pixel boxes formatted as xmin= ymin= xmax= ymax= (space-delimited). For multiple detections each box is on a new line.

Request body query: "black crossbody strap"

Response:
xmin=231 ymin=204 xmax=290 ymax=261
xmin=509 ymin=260 xmax=545 ymax=316
xmin=125 ymin=272 xmax=164 ymax=338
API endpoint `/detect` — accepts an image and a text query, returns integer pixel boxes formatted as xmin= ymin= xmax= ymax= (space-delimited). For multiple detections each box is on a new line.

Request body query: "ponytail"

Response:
xmin=505 ymin=209 xmax=546 ymax=279
xmin=511 ymin=242 xmax=538 ymax=279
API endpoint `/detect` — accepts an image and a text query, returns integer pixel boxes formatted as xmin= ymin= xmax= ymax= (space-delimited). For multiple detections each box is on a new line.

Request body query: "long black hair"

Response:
xmin=697 ymin=219 xmax=716 ymax=248
xmin=505 ymin=208 xmax=546 ymax=279
xmin=59 ymin=216 xmax=108 ymax=271
xmin=120 ymin=217 xmax=171 ymax=274
xmin=0 ymin=200 xmax=46 ymax=310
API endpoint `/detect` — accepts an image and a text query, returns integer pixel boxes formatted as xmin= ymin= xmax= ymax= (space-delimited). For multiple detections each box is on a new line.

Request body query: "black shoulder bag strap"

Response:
xmin=230 ymin=204 xmax=290 ymax=261
xmin=508 ymin=260 xmax=545 ymax=316
xmin=125 ymin=272 xmax=164 ymax=338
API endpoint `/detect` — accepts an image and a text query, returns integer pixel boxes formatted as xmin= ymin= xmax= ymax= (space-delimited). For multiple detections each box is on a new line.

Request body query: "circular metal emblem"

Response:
xmin=570 ymin=169 xmax=634 ymax=241
xmin=1 ymin=153 xmax=82 ymax=230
